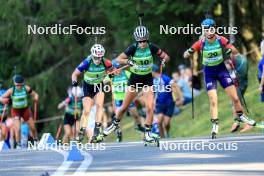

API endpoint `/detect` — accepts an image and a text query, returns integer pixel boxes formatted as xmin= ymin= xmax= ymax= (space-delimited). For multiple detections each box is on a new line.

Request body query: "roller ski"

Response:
xmin=211 ymin=119 xmax=219 ymax=139
xmin=103 ymin=117 xmax=120 ymax=136
xmin=116 ymin=129 xmax=122 ymax=142
xmin=135 ymin=124 xmax=145 ymax=133
xmin=77 ymin=127 xmax=85 ymax=142
xmin=144 ymin=125 xmax=160 ymax=147
xmin=90 ymin=123 xmax=104 ymax=143
xmin=230 ymin=113 xmax=256 ymax=133
xmin=90 ymin=133 xmax=104 ymax=143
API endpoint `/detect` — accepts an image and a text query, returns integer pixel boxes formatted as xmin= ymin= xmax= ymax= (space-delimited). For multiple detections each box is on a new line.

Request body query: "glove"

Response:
xmin=2 ymin=98 xmax=10 ymax=104
xmin=127 ymin=59 xmax=136 ymax=66
xmin=161 ymin=59 xmax=166 ymax=67
xmin=109 ymin=73 xmax=115 ymax=78
xmin=224 ymin=48 xmax=232 ymax=55
xmin=127 ymin=60 xmax=137 ymax=69
xmin=72 ymin=80 xmax=78 ymax=87
xmin=187 ymin=48 xmax=194 ymax=54
xmin=183 ymin=48 xmax=194 ymax=59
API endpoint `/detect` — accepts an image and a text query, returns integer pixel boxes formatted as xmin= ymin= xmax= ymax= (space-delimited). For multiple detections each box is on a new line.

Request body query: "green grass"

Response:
xmin=170 ymin=62 xmax=264 ymax=138
xmin=109 ymin=62 xmax=264 ymax=142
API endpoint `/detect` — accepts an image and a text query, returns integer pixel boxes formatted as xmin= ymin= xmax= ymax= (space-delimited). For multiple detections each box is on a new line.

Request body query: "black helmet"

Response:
xmin=13 ymin=74 xmax=25 ymax=84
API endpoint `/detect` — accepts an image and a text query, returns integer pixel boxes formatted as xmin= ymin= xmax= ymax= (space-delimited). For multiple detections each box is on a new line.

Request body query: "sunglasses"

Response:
xmin=138 ymin=40 xmax=147 ymax=44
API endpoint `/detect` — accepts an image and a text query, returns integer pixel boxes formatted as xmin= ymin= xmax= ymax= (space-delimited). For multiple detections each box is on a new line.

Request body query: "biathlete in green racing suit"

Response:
xmin=0 ymin=75 xmax=38 ymax=148
xmin=71 ymin=44 xmax=112 ymax=143
xmin=104 ymin=59 xmax=145 ymax=141
xmin=103 ymin=26 xmax=170 ymax=143
xmin=57 ymin=86 xmax=83 ymax=144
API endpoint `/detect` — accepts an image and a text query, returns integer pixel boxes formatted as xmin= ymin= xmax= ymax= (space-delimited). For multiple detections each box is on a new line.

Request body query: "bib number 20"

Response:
xmin=208 ymin=52 xmax=218 ymax=58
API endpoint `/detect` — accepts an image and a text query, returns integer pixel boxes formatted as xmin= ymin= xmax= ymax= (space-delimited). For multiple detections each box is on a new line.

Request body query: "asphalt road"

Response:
xmin=0 ymin=134 xmax=264 ymax=176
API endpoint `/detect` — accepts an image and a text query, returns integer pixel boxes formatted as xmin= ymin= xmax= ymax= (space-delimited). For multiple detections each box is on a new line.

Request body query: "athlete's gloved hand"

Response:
xmin=72 ymin=80 xmax=78 ymax=87
xmin=224 ymin=48 xmax=232 ymax=55
xmin=108 ymin=73 xmax=115 ymax=78
xmin=2 ymin=98 xmax=10 ymax=104
xmin=127 ymin=60 xmax=137 ymax=69
xmin=161 ymin=59 xmax=166 ymax=67
xmin=183 ymin=48 xmax=194 ymax=59
xmin=187 ymin=48 xmax=194 ymax=54
xmin=127 ymin=59 xmax=135 ymax=66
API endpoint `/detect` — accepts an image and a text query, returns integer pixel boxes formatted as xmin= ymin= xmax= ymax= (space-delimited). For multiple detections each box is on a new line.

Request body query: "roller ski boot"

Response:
xmin=90 ymin=123 xmax=104 ymax=143
xmin=211 ymin=119 xmax=219 ymax=139
xmin=135 ymin=124 xmax=145 ymax=133
xmin=103 ymin=117 xmax=120 ymax=136
xmin=144 ymin=125 xmax=160 ymax=147
xmin=77 ymin=127 xmax=85 ymax=142
xmin=235 ymin=112 xmax=256 ymax=132
xmin=15 ymin=142 xmax=22 ymax=149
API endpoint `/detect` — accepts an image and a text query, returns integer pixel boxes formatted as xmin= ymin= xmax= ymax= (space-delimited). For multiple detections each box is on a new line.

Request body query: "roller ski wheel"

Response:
xmin=144 ymin=138 xmax=159 ymax=147
xmin=151 ymin=133 xmax=160 ymax=139
xmin=90 ymin=134 xmax=104 ymax=143
xmin=211 ymin=119 xmax=219 ymax=140
xmin=211 ymin=132 xmax=217 ymax=139
xmin=116 ymin=130 xmax=122 ymax=142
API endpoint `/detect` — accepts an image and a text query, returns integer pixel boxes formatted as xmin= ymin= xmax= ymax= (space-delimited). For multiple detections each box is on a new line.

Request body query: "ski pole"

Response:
xmin=0 ymin=104 xmax=7 ymax=125
xmin=228 ymin=59 xmax=249 ymax=113
xmin=190 ymin=57 xmax=195 ymax=119
xmin=55 ymin=122 xmax=63 ymax=140
xmin=34 ymin=101 xmax=37 ymax=122
xmin=155 ymin=63 xmax=163 ymax=102
xmin=74 ymin=87 xmax=78 ymax=140
xmin=107 ymin=65 xmax=129 ymax=75
xmin=137 ymin=12 xmax=144 ymax=26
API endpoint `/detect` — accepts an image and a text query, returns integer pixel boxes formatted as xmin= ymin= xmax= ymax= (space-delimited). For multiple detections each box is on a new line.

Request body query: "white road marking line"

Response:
xmin=0 ymin=166 xmax=59 ymax=172
xmin=72 ymin=151 xmax=93 ymax=176
xmin=51 ymin=148 xmax=73 ymax=176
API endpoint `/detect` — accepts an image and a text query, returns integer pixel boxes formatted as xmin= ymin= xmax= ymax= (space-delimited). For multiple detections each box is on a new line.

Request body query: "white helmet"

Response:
xmin=71 ymin=86 xmax=83 ymax=97
xmin=90 ymin=44 xmax=105 ymax=57
xmin=133 ymin=26 xmax=149 ymax=41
